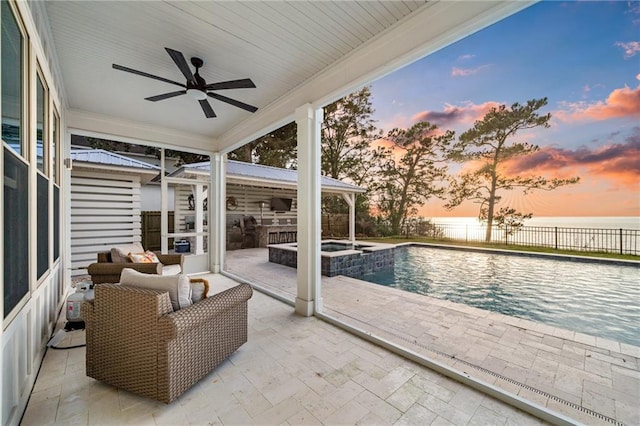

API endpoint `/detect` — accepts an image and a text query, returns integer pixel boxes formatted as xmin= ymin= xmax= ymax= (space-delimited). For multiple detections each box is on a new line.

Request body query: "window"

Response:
xmin=36 ymin=72 xmax=48 ymax=174
xmin=52 ymin=109 xmax=60 ymax=184
xmin=53 ymin=186 xmax=60 ymax=261
xmin=1 ymin=0 xmax=24 ymax=157
xmin=37 ymin=173 xmax=49 ymax=279
xmin=4 ymin=148 xmax=29 ymax=317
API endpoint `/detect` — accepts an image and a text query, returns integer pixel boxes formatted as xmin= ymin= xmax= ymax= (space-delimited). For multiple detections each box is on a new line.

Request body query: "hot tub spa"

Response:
xmin=268 ymin=240 xmax=395 ymax=278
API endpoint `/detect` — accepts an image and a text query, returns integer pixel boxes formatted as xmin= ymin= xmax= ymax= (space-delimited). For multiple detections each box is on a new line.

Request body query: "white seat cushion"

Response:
xmin=161 ymin=264 xmax=182 ymax=276
xmin=119 ymin=268 xmax=192 ymax=311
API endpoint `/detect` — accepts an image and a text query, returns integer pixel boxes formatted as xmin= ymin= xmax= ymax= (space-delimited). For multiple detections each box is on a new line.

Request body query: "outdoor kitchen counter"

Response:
xmin=256 ymin=224 xmax=297 ymax=247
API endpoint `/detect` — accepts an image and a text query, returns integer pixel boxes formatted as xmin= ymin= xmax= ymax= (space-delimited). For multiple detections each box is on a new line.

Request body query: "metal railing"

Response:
xmin=423 ymin=223 xmax=639 ymax=255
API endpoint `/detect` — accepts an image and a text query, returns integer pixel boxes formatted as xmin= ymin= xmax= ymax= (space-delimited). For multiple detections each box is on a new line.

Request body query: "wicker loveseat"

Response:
xmin=81 ymin=282 xmax=253 ymax=403
xmin=87 ymin=243 xmax=184 ymax=284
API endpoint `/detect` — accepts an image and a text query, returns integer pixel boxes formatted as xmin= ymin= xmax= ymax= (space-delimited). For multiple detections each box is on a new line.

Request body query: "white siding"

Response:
xmin=2 ymin=266 xmax=63 ymax=426
xmin=226 ymin=184 xmax=297 ymax=224
xmin=70 ymin=170 xmax=142 ymax=276
xmin=140 ymin=184 xmax=174 ymax=211
xmin=173 ymin=183 xmax=298 ymax=231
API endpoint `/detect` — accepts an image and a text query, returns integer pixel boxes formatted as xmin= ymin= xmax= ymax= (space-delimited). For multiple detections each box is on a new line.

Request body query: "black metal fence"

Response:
xmin=423 ymin=223 xmax=639 ymax=255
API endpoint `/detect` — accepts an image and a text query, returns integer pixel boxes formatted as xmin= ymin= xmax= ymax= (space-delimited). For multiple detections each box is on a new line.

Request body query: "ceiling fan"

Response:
xmin=112 ymin=47 xmax=258 ymax=118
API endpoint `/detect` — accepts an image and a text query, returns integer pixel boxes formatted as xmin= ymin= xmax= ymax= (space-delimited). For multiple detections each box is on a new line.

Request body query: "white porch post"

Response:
xmin=210 ymin=152 xmax=225 ymax=273
xmin=296 ymin=104 xmax=323 ymax=316
xmin=194 ymin=184 xmax=204 ymax=255
xmin=342 ymin=193 xmax=356 ymax=242
xmin=160 ymin=149 xmax=169 ymax=253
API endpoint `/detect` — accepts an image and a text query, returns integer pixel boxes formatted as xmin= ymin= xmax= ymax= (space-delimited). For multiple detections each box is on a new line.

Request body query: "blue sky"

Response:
xmin=369 ymin=1 xmax=640 ymax=217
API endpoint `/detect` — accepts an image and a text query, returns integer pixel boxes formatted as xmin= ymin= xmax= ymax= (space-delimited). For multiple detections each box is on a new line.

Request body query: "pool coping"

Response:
xmin=268 ymin=239 xmax=396 ymax=257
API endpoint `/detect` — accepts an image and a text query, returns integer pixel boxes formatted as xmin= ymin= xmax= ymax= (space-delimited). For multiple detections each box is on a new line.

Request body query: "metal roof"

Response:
xmin=70 ymin=149 xmax=159 ymax=170
xmin=173 ymin=160 xmax=366 ymax=193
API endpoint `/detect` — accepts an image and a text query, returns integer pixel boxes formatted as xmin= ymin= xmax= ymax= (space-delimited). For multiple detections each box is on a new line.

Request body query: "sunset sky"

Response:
xmin=369 ymin=1 xmax=639 ymax=218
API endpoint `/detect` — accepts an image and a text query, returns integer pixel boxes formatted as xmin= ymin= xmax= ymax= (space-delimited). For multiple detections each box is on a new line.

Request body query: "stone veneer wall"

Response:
xmin=269 ymin=246 xmax=395 ymax=278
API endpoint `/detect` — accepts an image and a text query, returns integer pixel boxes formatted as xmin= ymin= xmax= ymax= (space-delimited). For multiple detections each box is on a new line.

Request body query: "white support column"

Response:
xmin=194 ymin=183 xmax=204 ymax=255
xmin=160 ymin=149 xmax=168 ymax=253
xmin=210 ymin=153 xmax=225 ymax=273
xmin=342 ymin=193 xmax=356 ymax=242
xmin=296 ymin=104 xmax=323 ymax=316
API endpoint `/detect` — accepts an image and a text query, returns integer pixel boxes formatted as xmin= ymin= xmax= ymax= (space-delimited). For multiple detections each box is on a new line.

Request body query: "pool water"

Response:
xmin=363 ymin=246 xmax=640 ymax=347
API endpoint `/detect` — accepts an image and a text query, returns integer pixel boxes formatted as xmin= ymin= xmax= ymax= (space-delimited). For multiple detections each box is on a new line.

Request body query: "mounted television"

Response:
xmin=270 ymin=197 xmax=292 ymax=212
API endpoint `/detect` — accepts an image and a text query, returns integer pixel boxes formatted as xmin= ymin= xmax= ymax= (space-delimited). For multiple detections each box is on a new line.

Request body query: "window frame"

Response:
xmin=1 ymin=0 xmax=28 ymax=160
xmin=52 ymin=107 xmax=60 ymax=185
xmin=35 ymin=66 xmax=49 ymax=176
xmin=2 ymin=0 xmax=32 ymax=325
xmin=3 ymin=147 xmax=31 ymax=322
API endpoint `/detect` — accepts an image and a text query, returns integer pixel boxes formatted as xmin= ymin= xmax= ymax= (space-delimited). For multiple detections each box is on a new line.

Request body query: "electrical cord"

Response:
xmin=46 ymin=326 xmax=86 ymax=350
xmin=49 ymin=342 xmax=86 ymax=350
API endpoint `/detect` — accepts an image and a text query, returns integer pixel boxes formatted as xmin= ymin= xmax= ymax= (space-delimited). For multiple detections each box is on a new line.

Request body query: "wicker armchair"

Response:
xmin=87 ymin=250 xmax=184 ymax=284
xmin=81 ymin=282 xmax=253 ymax=403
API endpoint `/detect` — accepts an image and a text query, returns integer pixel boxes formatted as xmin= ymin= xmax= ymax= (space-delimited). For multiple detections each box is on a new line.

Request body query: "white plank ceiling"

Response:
xmin=42 ymin=1 xmax=531 ymax=152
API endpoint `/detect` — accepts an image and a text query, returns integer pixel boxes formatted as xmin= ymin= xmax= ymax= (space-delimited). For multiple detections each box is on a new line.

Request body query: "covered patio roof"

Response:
xmin=40 ymin=1 xmax=533 ymax=152
xmin=171 ymin=160 xmax=366 ymax=195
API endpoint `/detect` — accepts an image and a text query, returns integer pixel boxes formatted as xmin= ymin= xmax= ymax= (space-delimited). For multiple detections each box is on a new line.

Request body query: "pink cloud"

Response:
xmin=615 ymin=41 xmax=640 ymax=58
xmin=504 ymin=134 xmax=640 ymax=187
xmin=556 ymin=84 xmax=640 ymax=121
xmin=412 ymin=101 xmax=500 ymax=129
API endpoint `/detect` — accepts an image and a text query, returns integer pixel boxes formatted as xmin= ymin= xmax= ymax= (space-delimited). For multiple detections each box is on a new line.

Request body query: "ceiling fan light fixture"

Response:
xmin=113 ymin=48 xmax=258 ymax=118
xmin=187 ymin=88 xmax=207 ymax=100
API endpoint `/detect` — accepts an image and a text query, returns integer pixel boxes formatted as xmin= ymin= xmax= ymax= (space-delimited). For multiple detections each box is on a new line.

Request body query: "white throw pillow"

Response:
xmin=119 ymin=268 xmax=192 ymax=311
xmin=189 ymin=278 xmax=209 ymax=303
xmin=111 ymin=243 xmax=145 ymax=263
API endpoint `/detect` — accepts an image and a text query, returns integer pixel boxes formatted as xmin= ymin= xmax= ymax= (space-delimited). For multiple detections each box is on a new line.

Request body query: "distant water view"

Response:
xmin=431 ymin=216 xmax=640 ymax=230
xmin=424 ymin=216 xmax=640 ymax=255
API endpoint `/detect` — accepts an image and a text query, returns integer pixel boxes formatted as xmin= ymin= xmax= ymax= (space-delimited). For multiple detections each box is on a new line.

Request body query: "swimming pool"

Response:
xmin=363 ymin=245 xmax=640 ymax=347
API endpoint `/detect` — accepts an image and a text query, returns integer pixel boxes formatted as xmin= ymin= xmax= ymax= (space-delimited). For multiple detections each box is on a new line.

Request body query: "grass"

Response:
xmin=361 ymin=236 xmax=640 ymax=261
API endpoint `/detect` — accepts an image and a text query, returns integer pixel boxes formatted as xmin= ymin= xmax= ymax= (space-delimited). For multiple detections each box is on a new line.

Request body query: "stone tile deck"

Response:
xmin=23 ymin=274 xmax=543 ymax=426
xmin=225 ymin=248 xmax=640 ymax=426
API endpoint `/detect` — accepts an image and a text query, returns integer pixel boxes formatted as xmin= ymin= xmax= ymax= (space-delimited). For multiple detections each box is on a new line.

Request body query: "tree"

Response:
xmin=228 ymin=122 xmax=297 ymax=168
xmin=493 ymin=207 xmax=532 ymax=235
xmin=85 ymin=136 xmax=208 ymax=164
xmin=445 ymin=98 xmax=579 ymax=241
xmin=374 ymin=121 xmax=454 ymax=235
xmin=320 ymin=86 xmax=387 ymax=220
xmin=321 ymin=87 xmax=382 ymax=180
xmin=87 ymin=137 xmax=132 ymax=153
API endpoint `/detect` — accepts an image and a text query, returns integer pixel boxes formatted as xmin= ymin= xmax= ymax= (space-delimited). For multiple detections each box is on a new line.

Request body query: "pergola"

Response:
xmin=168 ymin=159 xmax=366 ymax=255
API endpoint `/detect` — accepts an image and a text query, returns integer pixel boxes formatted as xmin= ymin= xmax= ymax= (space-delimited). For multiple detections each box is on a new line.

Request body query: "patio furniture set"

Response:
xmin=82 ymin=243 xmax=253 ymax=403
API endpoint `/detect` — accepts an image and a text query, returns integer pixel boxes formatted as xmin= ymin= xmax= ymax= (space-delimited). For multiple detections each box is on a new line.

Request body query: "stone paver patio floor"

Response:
xmin=226 ymin=248 xmax=640 ymax=426
xmin=23 ymin=274 xmax=545 ymax=426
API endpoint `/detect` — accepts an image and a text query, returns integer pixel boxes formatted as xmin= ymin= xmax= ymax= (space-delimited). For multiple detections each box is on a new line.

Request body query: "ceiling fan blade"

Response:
xmin=205 ymin=79 xmax=256 ymax=91
xmin=145 ymin=90 xmax=187 ymax=102
xmin=207 ymin=92 xmax=258 ymax=113
xmin=199 ymin=99 xmax=216 ymax=118
xmin=113 ymin=64 xmax=185 ymax=88
xmin=165 ymin=48 xmax=196 ymax=85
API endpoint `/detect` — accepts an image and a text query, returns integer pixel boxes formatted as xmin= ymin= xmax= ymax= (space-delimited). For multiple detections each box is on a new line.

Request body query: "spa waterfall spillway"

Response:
xmin=268 ymin=240 xmax=395 ymax=278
